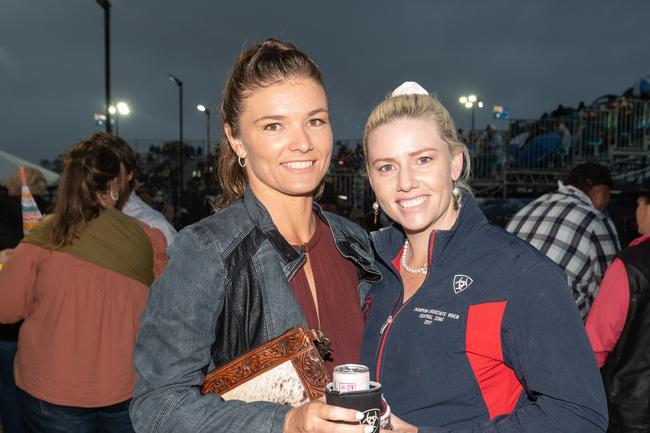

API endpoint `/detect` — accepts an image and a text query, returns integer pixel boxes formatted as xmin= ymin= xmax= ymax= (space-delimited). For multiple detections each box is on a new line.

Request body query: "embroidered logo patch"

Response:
xmin=453 ymin=274 xmax=473 ymax=294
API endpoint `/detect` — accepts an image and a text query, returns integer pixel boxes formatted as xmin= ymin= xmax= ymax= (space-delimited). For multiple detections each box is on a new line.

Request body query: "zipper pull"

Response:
xmin=379 ymin=315 xmax=393 ymax=335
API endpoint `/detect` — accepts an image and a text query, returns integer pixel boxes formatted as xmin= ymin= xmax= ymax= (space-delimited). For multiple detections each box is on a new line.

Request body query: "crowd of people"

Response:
xmin=457 ymin=94 xmax=650 ymax=176
xmin=1 ymin=38 xmax=649 ymax=433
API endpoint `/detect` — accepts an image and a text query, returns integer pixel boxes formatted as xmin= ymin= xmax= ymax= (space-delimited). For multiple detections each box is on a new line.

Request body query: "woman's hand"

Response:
xmin=382 ymin=414 xmax=417 ymax=433
xmin=284 ymin=399 xmax=372 ymax=433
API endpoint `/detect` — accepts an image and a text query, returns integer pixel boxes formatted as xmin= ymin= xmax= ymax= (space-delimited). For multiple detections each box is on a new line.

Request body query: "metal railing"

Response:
xmin=129 ymin=99 xmax=649 ymax=211
xmin=468 ymin=98 xmax=650 ymax=182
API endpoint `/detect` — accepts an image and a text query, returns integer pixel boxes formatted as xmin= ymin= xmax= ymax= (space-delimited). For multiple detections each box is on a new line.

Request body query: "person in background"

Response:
xmin=506 ymin=162 xmax=620 ymax=319
xmin=360 ymin=82 xmax=607 ymax=433
xmin=101 ymin=132 xmax=177 ymax=246
xmin=0 ymin=167 xmax=49 ymax=433
xmin=0 ymin=136 xmax=167 ymax=433
xmin=130 ymin=39 xmax=380 ymax=433
xmin=586 ymin=178 xmax=650 ymax=433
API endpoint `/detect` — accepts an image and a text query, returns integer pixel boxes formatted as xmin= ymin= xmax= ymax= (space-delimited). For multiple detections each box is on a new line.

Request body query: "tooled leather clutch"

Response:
xmin=201 ymin=326 xmax=330 ymax=406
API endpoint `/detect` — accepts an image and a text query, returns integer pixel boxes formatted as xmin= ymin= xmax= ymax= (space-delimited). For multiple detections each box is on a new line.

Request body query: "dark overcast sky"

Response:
xmin=1 ymin=0 xmax=649 ymax=163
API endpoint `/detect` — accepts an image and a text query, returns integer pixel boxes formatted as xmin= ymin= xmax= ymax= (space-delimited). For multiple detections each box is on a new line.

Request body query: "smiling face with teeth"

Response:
xmin=367 ymin=117 xmax=463 ymax=236
xmin=225 ymin=77 xmax=332 ymax=203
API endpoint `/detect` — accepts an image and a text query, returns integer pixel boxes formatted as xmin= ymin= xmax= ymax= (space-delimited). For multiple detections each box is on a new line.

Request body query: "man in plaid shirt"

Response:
xmin=506 ymin=163 xmax=620 ymax=319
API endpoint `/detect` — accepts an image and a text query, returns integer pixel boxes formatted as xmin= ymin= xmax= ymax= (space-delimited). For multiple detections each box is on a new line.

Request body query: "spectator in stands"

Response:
xmin=550 ymin=104 xmax=575 ymax=118
xmin=0 ymin=167 xmax=49 ymax=433
xmin=557 ymin=121 xmax=573 ymax=154
xmin=481 ymin=123 xmax=503 ymax=149
xmin=586 ymin=179 xmax=650 ymax=433
xmin=102 ymin=133 xmax=177 ymax=246
xmin=509 ymin=123 xmax=530 ymax=148
xmin=130 ymin=39 xmax=380 ymax=433
xmin=0 ymin=136 xmax=167 ymax=433
xmin=480 ymin=123 xmax=505 ymax=173
xmin=506 ymin=162 xmax=620 ymax=319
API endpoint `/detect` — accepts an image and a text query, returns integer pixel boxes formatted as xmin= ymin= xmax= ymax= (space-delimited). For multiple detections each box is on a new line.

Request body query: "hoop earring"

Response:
xmin=451 ymin=184 xmax=461 ymax=211
xmin=110 ymin=189 xmax=119 ymax=202
xmin=372 ymin=201 xmax=380 ymax=224
xmin=238 ymin=156 xmax=247 ymax=168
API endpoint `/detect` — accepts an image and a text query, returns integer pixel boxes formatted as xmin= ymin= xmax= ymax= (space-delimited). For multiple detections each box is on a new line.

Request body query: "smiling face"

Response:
xmin=367 ymin=117 xmax=463 ymax=235
xmin=224 ymin=77 xmax=332 ymax=203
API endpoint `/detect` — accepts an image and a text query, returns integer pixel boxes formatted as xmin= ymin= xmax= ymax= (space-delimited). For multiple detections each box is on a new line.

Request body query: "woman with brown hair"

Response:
xmin=130 ymin=39 xmax=380 ymax=433
xmin=0 ymin=133 xmax=167 ymax=433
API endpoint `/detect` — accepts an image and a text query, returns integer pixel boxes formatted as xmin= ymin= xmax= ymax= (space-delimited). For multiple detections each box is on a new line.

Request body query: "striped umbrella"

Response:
xmin=20 ymin=166 xmax=43 ymax=234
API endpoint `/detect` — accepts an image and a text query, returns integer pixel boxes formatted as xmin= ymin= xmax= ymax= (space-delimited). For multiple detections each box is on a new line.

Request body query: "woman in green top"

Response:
xmin=0 ymin=133 xmax=166 ymax=433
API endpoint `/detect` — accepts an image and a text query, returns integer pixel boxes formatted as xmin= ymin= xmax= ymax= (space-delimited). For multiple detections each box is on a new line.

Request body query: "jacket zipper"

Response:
xmin=375 ymin=298 xmax=413 ymax=383
xmin=375 ymin=232 xmax=434 ymax=383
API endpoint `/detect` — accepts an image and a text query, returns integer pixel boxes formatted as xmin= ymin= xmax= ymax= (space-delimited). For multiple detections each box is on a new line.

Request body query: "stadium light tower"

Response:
xmin=168 ymin=74 xmax=184 ymax=206
xmin=96 ymin=0 xmax=112 ymax=132
xmin=197 ymin=104 xmax=211 ymax=157
xmin=108 ymin=101 xmax=130 ymax=135
xmin=459 ymin=94 xmax=484 ymax=131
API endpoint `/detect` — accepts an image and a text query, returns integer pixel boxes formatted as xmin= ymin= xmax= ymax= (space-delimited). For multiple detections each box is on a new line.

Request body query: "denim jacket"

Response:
xmin=130 ymin=188 xmax=381 ymax=433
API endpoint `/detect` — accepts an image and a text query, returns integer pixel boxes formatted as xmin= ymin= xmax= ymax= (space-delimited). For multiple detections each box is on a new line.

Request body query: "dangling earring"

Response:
xmin=110 ymin=189 xmax=119 ymax=202
xmin=452 ymin=184 xmax=461 ymax=210
xmin=238 ymin=155 xmax=247 ymax=168
xmin=372 ymin=201 xmax=380 ymax=224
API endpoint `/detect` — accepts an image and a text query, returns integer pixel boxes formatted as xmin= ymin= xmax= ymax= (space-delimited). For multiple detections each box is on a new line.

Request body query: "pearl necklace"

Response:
xmin=400 ymin=239 xmax=428 ymax=275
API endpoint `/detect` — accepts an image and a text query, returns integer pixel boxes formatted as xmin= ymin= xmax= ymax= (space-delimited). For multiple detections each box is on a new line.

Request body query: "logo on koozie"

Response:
xmin=360 ymin=408 xmax=380 ymax=429
xmin=453 ymin=275 xmax=473 ymax=294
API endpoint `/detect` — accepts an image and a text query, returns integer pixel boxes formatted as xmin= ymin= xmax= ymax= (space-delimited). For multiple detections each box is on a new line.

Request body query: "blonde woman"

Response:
xmin=360 ymin=83 xmax=607 ymax=433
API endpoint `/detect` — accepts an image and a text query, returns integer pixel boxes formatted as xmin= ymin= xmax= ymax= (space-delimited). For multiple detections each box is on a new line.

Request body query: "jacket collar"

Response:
xmin=373 ymin=193 xmax=487 ymax=272
xmin=240 ymin=187 xmax=378 ymax=279
xmin=630 ymin=233 xmax=650 ymax=247
xmin=242 ymin=187 xmax=301 ymax=264
xmin=557 ymin=181 xmax=595 ymax=208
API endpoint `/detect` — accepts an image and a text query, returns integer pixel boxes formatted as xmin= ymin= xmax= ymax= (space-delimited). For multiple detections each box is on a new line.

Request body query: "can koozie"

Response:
xmin=325 ymin=381 xmax=382 ymax=433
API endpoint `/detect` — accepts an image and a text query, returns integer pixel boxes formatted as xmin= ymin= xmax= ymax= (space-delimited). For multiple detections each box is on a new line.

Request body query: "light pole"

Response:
xmin=168 ymin=74 xmax=184 ymax=207
xmin=108 ymin=101 xmax=130 ymax=135
xmin=459 ymin=94 xmax=484 ymax=132
xmin=197 ymin=104 xmax=210 ymax=157
xmin=96 ymin=0 xmax=112 ymax=133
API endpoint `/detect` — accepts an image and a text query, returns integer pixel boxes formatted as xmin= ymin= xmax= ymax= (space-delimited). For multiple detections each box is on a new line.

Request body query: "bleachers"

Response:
xmin=469 ymin=98 xmax=650 ymax=197
xmin=122 ymin=98 xmax=649 ymax=224
xmin=327 ymin=98 xmax=650 ymax=213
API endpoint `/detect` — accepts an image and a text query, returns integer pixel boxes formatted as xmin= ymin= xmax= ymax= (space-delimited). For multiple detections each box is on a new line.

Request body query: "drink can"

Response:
xmin=333 ymin=364 xmax=370 ymax=392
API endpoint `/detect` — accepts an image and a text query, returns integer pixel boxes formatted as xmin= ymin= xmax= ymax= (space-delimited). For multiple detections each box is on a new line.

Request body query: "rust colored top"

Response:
xmin=0 ymin=221 xmax=167 ymax=407
xmin=290 ymin=216 xmax=364 ymax=377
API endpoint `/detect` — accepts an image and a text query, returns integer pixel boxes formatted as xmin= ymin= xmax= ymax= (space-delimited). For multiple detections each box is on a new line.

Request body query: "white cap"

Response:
xmin=391 ymin=81 xmax=429 ymax=97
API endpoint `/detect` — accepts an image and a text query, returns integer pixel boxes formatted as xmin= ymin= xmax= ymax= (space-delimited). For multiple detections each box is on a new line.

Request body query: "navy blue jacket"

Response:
xmin=361 ymin=195 xmax=608 ymax=433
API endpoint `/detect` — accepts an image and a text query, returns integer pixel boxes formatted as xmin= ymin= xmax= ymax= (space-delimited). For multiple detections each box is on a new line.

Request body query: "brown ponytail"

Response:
xmin=45 ymin=133 xmax=122 ymax=248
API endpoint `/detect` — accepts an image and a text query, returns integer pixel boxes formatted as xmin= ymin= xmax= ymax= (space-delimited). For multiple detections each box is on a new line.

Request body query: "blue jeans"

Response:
xmin=18 ymin=389 xmax=135 ymax=433
xmin=0 ymin=340 xmax=26 ymax=433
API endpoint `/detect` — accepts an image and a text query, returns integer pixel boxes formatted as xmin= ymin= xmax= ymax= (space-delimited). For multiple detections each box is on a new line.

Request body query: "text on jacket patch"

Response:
xmin=413 ymin=307 xmax=460 ymax=325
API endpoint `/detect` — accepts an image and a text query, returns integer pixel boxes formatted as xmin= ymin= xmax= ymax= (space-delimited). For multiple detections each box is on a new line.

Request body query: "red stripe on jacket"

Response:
xmin=466 ymin=301 xmax=523 ymax=419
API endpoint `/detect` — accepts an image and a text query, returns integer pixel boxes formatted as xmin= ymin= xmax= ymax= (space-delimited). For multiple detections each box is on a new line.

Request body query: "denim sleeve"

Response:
xmin=417 ymin=262 xmax=608 ymax=433
xmin=130 ymin=226 xmax=291 ymax=433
